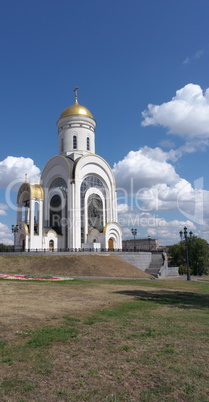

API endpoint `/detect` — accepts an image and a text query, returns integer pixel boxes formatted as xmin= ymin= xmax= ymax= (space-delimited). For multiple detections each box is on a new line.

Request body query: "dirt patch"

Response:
xmin=0 ymin=280 xmax=155 ymax=347
xmin=0 ymin=281 xmax=150 ymax=331
xmin=0 ymin=254 xmax=152 ymax=278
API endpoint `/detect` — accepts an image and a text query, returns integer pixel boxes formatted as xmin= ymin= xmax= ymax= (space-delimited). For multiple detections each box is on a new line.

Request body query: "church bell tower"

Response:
xmin=57 ymin=87 xmax=96 ymax=160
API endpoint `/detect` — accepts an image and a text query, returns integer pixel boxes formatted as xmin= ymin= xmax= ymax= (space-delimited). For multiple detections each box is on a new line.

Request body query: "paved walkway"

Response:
xmin=69 ymin=275 xmax=208 ymax=281
xmin=0 ymin=272 xmax=208 ymax=281
xmin=159 ymin=274 xmax=209 ymax=281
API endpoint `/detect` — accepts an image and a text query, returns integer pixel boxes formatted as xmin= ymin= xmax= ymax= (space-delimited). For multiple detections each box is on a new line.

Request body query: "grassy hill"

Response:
xmin=0 ymin=254 xmax=152 ymax=278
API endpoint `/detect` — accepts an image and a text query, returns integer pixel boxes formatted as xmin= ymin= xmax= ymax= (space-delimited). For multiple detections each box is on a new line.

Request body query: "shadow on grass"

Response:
xmin=114 ymin=289 xmax=209 ymax=309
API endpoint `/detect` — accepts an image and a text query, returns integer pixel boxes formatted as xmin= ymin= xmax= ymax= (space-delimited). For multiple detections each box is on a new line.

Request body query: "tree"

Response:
xmin=0 ymin=244 xmax=13 ymax=252
xmin=168 ymin=236 xmax=209 ymax=276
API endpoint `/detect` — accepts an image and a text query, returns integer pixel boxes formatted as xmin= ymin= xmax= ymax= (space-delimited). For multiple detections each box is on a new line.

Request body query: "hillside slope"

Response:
xmin=0 ymin=254 xmax=152 ymax=278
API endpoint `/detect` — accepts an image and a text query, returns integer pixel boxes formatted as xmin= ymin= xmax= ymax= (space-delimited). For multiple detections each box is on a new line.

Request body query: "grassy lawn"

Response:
xmin=0 ymin=278 xmax=209 ymax=401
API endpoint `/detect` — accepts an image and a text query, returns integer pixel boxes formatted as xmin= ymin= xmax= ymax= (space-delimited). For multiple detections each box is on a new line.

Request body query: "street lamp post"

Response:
xmin=11 ymin=224 xmax=19 ymax=234
xmin=131 ymin=228 xmax=137 ymax=252
xmin=11 ymin=225 xmax=19 ymax=251
xmin=147 ymin=235 xmax=151 ymax=251
xmin=179 ymin=226 xmax=193 ymax=281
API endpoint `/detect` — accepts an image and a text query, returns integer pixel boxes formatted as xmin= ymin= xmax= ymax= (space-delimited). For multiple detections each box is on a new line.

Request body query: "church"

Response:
xmin=13 ymin=89 xmax=122 ymax=251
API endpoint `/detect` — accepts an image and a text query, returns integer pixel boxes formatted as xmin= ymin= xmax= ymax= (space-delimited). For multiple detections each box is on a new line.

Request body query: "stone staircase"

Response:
xmin=118 ymin=252 xmax=152 ymax=271
xmin=145 ymin=253 xmax=164 ymax=278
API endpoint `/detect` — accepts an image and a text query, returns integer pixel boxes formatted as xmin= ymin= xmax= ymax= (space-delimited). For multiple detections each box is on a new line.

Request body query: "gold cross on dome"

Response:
xmin=73 ymin=86 xmax=79 ymax=102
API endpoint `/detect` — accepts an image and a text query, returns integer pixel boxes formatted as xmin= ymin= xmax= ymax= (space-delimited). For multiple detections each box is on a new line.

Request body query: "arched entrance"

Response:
xmin=108 ymin=238 xmax=114 ymax=250
xmin=20 ymin=235 xmax=25 ymax=251
xmin=49 ymin=240 xmax=54 ymax=251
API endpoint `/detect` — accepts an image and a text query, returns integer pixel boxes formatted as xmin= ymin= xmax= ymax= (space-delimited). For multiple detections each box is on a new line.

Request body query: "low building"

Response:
xmin=122 ymin=238 xmax=159 ymax=251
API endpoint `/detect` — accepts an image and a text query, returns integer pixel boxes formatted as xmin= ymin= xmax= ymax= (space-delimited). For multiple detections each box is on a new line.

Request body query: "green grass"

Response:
xmin=1 ymin=279 xmax=209 ymax=401
xmin=83 ymin=315 xmax=105 ymax=325
xmin=1 ymin=378 xmax=35 ymax=395
xmin=127 ymin=327 xmax=156 ymax=338
xmin=63 ymin=314 xmax=81 ymax=323
xmin=26 ymin=326 xmax=78 ymax=348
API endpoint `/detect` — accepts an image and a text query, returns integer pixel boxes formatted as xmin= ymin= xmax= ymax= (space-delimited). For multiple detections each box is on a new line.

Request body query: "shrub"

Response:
xmin=178 ymin=265 xmax=187 ymax=275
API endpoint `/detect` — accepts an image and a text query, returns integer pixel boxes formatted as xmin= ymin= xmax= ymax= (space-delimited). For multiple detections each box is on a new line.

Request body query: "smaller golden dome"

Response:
xmin=17 ymin=183 xmax=44 ymax=203
xmin=30 ymin=184 xmax=44 ymax=200
xmin=59 ymin=100 xmax=93 ymax=120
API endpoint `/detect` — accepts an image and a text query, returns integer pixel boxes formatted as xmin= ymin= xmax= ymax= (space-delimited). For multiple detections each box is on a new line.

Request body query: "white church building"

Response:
xmin=13 ymin=89 xmax=122 ymax=251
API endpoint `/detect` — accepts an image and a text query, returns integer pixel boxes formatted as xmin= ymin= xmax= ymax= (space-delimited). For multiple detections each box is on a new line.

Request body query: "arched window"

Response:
xmin=87 ymin=137 xmax=90 ymax=150
xmin=22 ymin=197 xmax=30 ymax=224
xmin=50 ymin=194 xmax=62 ymax=235
xmin=61 ymin=138 xmax=64 ymax=152
xmin=34 ymin=202 xmax=39 ymax=234
xmin=49 ymin=178 xmax=68 ymax=247
xmin=80 ymin=175 xmax=106 ymax=244
xmin=49 ymin=178 xmax=67 ymax=194
xmin=88 ymin=194 xmax=103 ymax=232
xmin=73 ymin=135 xmax=77 ymax=149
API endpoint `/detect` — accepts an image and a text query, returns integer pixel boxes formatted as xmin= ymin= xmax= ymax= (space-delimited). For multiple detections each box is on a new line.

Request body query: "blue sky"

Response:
xmin=1 ymin=0 xmax=209 ymax=245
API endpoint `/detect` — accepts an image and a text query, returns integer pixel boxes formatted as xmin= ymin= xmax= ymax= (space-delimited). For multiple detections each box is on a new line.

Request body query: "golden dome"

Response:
xmin=30 ymin=184 xmax=44 ymax=200
xmin=59 ymin=100 xmax=93 ymax=120
xmin=17 ymin=183 xmax=44 ymax=203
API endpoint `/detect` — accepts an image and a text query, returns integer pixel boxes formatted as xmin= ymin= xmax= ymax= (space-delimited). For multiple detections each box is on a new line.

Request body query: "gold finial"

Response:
xmin=73 ymin=86 xmax=79 ymax=103
xmin=25 ymin=173 xmax=28 ymax=182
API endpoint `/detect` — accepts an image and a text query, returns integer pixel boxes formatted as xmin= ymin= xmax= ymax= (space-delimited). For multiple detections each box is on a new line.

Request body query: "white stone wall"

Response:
xmin=119 ymin=252 xmax=152 ymax=271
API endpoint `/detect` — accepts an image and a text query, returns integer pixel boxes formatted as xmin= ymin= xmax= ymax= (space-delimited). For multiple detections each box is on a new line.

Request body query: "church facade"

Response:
xmin=13 ymin=90 xmax=122 ymax=251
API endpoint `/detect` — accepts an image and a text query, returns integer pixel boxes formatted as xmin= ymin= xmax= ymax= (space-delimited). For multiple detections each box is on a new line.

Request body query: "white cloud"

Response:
xmin=114 ymin=146 xmax=179 ymax=192
xmin=117 ymin=203 xmax=197 ymax=244
xmin=147 ymin=219 xmax=196 ymax=244
xmin=183 ymin=49 xmax=204 ymax=65
xmin=194 ymin=49 xmax=204 ymax=59
xmin=159 ymin=139 xmax=176 ymax=149
xmin=138 ymin=179 xmax=209 ymax=226
xmin=114 ymin=145 xmax=209 ymax=229
xmin=0 ymin=93 xmax=207 ymax=246
xmin=0 ymin=156 xmax=41 ymax=189
xmin=121 ymin=227 xmax=132 ymax=238
xmin=141 ymin=84 xmax=209 ymax=138
xmin=159 ymin=139 xmax=209 ymax=161
xmin=118 ymin=209 xmax=167 ymax=231
xmin=0 ymin=222 xmax=13 ymax=245
xmin=0 ymin=203 xmax=8 ymax=216
xmin=137 ymin=180 xmax=191 ymax=211
xmin=117 ymin=203 xmax=129 ymax=213
xmin=183 ymin=57 xmax=190 ymax=65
